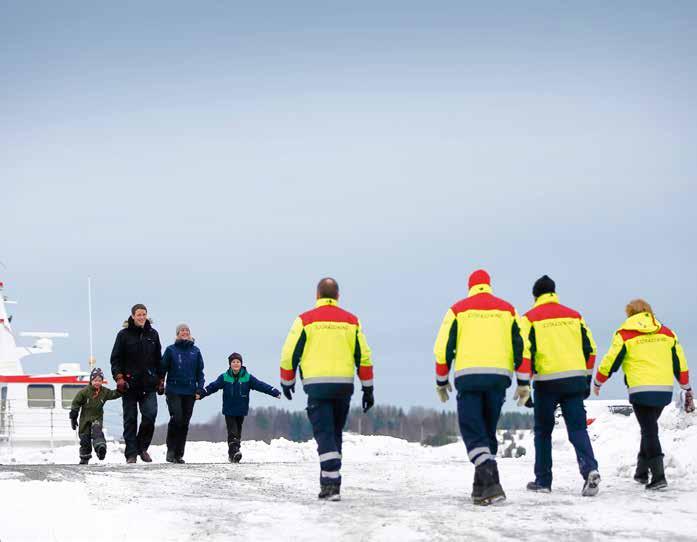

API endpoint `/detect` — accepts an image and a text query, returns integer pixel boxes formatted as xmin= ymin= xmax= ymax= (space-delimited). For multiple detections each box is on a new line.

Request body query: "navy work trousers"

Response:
xmin=306 ymin=396 xmax=351 ymax=486
xmin=457 ymin=389 xmax=505 ymax=466
xmin=534 ymin=389 xmax=598 ymax=487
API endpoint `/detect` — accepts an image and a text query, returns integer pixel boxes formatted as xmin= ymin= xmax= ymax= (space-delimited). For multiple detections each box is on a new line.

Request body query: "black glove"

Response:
xmin=273 ymin=388 xmax=282 ymax=398
xmin=362 ymin=388 xmax=374 ymax=413
xmin=69 ymin=410 xmax=78 ymax=431
xmin=282 ymin=383 xmax=295 ymax=400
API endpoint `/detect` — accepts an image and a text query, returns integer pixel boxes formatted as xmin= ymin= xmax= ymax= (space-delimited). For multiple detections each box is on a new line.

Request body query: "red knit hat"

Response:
xmin=468 ymin=269 xmax=491 ymax=289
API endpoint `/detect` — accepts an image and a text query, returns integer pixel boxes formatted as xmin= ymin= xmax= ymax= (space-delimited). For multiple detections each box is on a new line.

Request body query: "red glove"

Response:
xmin=157 ymin=378 xmax=165 ymax=395
xmin=115 ymin=374 xmax=129 ymax=393
xmin=685 ymin=389 xmax=695 ymax=413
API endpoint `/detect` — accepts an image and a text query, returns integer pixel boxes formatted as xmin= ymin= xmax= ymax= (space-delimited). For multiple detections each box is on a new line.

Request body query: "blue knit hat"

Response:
xmin=90 ymin=367 xmax=105 ymax=381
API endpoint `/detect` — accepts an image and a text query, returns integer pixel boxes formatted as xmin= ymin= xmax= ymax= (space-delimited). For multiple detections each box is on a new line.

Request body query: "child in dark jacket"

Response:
xmin=69 ymin=368 xmax=122 ymax=464
xmin=198 ymin=352 xmax=281 ymax=463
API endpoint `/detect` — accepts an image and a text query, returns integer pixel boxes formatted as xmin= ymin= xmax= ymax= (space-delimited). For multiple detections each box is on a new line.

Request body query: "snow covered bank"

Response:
xmin=1 ymin=405 xmax=696 ymax=541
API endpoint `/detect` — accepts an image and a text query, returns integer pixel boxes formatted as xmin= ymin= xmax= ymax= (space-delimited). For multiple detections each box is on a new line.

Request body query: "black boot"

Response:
xmin=634 ymin=455 xmax=649 ymax=484
xmin=473 ymin=461 xmax=506 ymax=506
xmin=318 ymin=483 xmax=341 ymax=501
xmin=646 ymin=456 xmax=668 ymax=491
xmin=166 ymin=450 xmax=177 ymax=463
xmin=526 ymin=481 xmax=552 ymax=493
xmin=96 ymin=445 xmax=106 ymax=461
xmin=471 ymin=465 xmax=484 ymax=500
xmin=79 ymin=457 xmax=89 ymax=465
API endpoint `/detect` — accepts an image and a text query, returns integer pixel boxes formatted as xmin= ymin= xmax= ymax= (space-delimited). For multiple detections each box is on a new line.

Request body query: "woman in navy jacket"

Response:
xmin=161 ymin=323 xmax=205 ymax=463
xmin=199 ymin=352 xmax=280 ymax=462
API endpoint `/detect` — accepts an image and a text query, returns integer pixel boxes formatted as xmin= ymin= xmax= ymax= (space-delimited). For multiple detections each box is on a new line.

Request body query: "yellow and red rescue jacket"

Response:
xmin=434 ymin=283 xmax=527 ymax=392
xmin=520 ymin=293 xmax=596 ymax=394
xmin=280 ymin=298 xmax=373 ymax=399
xmin=596 ymin=312 xmax=690 ymax=406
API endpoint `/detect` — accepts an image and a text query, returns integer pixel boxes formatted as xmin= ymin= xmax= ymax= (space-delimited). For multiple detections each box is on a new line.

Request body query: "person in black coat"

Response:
xmin=110 ymin=303 xmax=163 ymax=463
xmin=198 ymin=352 xmax=280 ymax=463
xmin=161 ymin=323 xmax=205 ymax=463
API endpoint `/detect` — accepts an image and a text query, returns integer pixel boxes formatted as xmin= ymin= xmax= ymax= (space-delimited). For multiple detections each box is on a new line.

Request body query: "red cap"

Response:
xmin=468 ymin=269 xmax=491 ymax=289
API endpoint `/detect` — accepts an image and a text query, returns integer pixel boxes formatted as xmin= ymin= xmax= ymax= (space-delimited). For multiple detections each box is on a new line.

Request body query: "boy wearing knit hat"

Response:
xmin=198 ymin=352 xmax=281 ymax=462
xmin=69 ymin=368 xmax=123 ymax=465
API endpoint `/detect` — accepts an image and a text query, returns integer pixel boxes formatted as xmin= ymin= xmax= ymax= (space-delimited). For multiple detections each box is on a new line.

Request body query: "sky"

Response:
xmin=2 ymin=1 xmax=696 ymax=423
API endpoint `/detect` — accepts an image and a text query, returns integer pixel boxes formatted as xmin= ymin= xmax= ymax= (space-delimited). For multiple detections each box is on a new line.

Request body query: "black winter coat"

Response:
xmin=110 ymin=317 xmax=163 ymax=392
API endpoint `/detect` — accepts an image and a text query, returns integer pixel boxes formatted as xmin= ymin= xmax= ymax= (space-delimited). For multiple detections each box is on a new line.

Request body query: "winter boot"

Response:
xmin=634 ymin=455 xmax=649 ymax=484
xmin=79 ymin=457 xmax=89 ymax=465
xmin=96 ymin=445 xmax=106 ymax=461
xmin=646 ymin=457 xmax=668 ymax=491
xmin=231 ymin=451 xmax=242 ymax=463
xmin=139 ymin=451 xmax=152 ymax=463
xmin=474 ymin=461 xmax=506 ymax=506
xmin=175 ymin=457 xmax=186 ymax=464
xmin=582 ymin=470 xmax=601 ymax=497
xmin=526 ymin=481 xmax=552 ymax=493
xmin=126 ymin=456 xmax=137 ymax=464
xmin=471 ymin=465 xmax=484 ymax=500
xmin=318 ymin=483 xmax=341 ymax=502
xmin=166 ymin=450 xmax=177 ymax=463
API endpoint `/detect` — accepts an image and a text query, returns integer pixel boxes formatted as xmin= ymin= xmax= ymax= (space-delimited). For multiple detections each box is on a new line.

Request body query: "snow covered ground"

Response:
xmin=1 ymin=405 xmax=696 ymax=542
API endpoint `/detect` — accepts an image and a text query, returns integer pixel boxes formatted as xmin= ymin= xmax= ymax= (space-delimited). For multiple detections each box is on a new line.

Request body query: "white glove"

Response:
xmin=513 ymin=385 xmax=531 ymax=407
xmin=436 ymin=382 xmax=452 ymax=403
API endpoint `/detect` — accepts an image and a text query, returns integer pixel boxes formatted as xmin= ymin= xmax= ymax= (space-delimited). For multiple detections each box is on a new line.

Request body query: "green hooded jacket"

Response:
xmin=70 ymin=385 xmax=121 ymax=434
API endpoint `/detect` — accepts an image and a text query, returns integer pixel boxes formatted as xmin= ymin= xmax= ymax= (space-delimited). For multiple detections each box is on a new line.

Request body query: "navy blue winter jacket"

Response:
xmin=161 ymin=339 xmax=205 ymax=396
xmin=202 ymin=366 xmax=280 ymax=416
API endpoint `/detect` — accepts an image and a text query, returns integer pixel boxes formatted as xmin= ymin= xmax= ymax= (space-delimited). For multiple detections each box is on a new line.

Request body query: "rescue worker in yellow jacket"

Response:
xmin=594 ymin=299 xmax=693 ymax=490
xmin=520 ymin=275 xmax=601 ymax=496
xmin=433 ymin=269 xmax=527 ymax=505
xmin=280 ymin=277 xmax=374 ymax=501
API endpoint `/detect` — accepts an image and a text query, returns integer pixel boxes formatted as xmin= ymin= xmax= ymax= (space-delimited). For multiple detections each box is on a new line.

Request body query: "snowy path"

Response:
xmin=2 ymin=406 xmax=697 ymax=541
xmin=1 ymin=450 xmax=696 ymax=541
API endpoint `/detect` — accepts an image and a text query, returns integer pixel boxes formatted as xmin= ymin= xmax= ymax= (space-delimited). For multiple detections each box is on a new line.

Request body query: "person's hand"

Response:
xmin=273 ymin=389 xmax=282 ymax=399
xmin=685 ymin=389 xmax=695 ymax=413
xmin=362 ymin=388 xmax=374 ymax=413
xmin=593 ymin=381 xmax=601 ymax=396
xmin=69 ymin=411 xmax=78 ymax=431
xmin=115 ymin=374 xmax=129 ymax=393
xmin=195 ymin=394 xmax=201 ymax=400
xmin=282 ymin=383 xmax=295 ymax=400
xmin=436 ymin=382 xmax=452 ymax=403
xmin=513 ymin=385 xmax=531 ymax=407
xmin=157 ymin=378 xmax=165 ymax=395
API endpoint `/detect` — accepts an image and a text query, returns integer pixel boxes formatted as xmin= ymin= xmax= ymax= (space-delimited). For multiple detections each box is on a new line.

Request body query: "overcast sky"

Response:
xmin=3 ymin=1 xmax=696 ymax=423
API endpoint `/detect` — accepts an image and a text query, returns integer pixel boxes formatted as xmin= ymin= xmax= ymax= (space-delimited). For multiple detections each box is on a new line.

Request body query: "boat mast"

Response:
xmin=87 ymin=277 xmax=95 ymax=370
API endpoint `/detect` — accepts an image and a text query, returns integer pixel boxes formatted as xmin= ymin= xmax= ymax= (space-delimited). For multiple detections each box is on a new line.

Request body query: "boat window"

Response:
xmin=27 ymin=384 xmax=55 ymax=408
xmin=61 ymin=385 xmax=85 ymax=409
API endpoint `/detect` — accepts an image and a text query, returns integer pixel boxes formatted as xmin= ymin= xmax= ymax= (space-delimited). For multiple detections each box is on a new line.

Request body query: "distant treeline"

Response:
xmin=152 ymin=406 xmax=532 ymax=446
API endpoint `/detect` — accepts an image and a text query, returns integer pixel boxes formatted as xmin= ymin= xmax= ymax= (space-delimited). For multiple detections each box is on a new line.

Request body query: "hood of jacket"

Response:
xmin=123 ymin=316 xmax=153 ymax=331
xmin=619 ymin=311 xmax=662 ymax=334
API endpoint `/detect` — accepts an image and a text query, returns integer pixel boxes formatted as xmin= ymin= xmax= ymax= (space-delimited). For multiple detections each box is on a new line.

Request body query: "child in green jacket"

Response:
xmin=69 ymin=368 xmax=121 ymax=464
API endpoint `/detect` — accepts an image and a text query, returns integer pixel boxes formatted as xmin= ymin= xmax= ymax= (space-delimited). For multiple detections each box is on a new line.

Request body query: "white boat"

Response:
xmin=0 ymin=279 xmax=91 ymax=448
